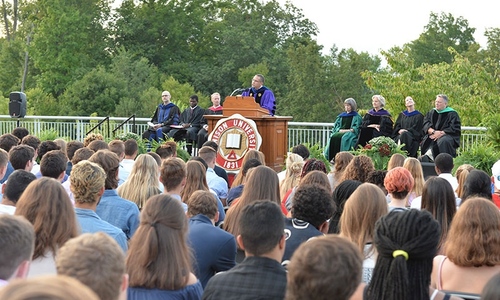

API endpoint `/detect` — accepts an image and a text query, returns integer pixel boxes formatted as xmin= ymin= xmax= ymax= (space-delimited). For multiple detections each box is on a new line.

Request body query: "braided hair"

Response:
xmin=366 ymin=209 xmax=440 ymax=300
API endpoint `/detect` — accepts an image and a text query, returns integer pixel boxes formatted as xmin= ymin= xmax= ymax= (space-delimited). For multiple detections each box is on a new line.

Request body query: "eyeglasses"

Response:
xmin=162 ymin=95 xmax=170 ymax=97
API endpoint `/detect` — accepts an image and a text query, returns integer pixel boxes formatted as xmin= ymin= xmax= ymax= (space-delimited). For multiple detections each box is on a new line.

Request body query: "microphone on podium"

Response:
xmin=230 ymin=88 xmax=248 ymax=96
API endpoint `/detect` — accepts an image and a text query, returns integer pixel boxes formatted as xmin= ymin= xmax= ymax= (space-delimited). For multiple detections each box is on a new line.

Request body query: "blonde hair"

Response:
xmin=117 ymin=154 xmax=160 ymax=210
xmin=403 ymin=157 xmax=425 ymax=197
xmin=70 ymin=161 xmax=106 ymax=204
xmin=455 ymin=164 xmax=474 ymax=198
xmin=53 ymin=138 xmax=67 ymax=156
xmin=340 ymin=183 xmax=388 ymax=258
xmin=280 ymin=161 xmax=304 ymax=200
xmin=83 ymin=133 xmax=104 ymax=147
xmin=387 ymin=153 xmax=405 ymax=170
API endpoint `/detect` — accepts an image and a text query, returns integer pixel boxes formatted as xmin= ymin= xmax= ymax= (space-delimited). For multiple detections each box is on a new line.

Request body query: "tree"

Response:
xmin=29 ymin=0 xmax=112 ymax=97
xmin=189 ymin=0 xmax=317 ymax=97
xmin=479 ymin=28 xmax=500 ymax=80
xmin=109 ymin=49 xmax=161 ymax=117
xmin=1 ymin=0 xmax=19 ymax=41
xmin=282 ymin=37 xmax=329 ymax=122
xmin=59 ymin=66 xmax=125 ymax=116
xmin=112 ymin=0 xmax=208 ymax=82
xmin=363 ymin=48 xmax=499 ymax=126
xmin=26 ymin=87 xmax=59 ymax=116
xmin=408 ymin=12 xmax=477 ymax=67
xmin=325 ymin=47 xmax=381 ymax=114
xmin=0 ymin=38 xmax=24 ymax=96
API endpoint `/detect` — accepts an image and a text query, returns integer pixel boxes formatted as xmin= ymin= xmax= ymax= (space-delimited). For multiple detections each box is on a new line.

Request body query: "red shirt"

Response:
xmin=493 ymin=193 xmax=500 ymax=209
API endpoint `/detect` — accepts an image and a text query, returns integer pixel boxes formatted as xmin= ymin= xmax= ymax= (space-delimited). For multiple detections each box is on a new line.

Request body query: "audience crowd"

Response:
xmin=0 ymin=124 xmax=499 ymax=300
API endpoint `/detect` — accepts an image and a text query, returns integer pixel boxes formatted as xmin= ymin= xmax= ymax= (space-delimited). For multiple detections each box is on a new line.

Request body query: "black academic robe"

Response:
xmin=421 ymin=109 xmax=461 ymax=158
xmin=356 ymin=111 xmax=393 ymax=147
xmin=393 ymin=111 xmax=424 ymax=157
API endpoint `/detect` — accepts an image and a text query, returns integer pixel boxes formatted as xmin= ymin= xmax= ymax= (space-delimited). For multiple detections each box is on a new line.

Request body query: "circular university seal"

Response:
xmin=208 ymin=114 xmax=262 ymax=171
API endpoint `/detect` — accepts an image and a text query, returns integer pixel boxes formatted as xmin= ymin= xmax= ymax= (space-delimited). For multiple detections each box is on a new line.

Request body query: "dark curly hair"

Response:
xmin=291 ymin=184 xmax=335 ymax=229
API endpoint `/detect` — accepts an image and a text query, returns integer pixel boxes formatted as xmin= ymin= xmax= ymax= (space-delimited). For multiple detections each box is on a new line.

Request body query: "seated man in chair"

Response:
xmin=421 ymin=94 xmax=461 ymax=160
xmin=142 ymin=90 xmax=180 ymax=142
xmin=169 ymin=95 xmax=205 ymax=155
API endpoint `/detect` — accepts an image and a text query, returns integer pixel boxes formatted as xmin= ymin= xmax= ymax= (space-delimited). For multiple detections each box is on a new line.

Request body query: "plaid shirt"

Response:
xmin=203 ymin=256 xmax=287 ymax=300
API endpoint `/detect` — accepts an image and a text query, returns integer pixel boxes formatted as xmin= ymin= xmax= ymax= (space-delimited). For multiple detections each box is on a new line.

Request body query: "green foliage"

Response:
xmin=238 ymin=63 xmax=269 ymax=88
xmin=294 ymin=142 xmax=331 ymax=172
xmin=59 ymin=66 xmax=124 ymax=116
xmin=38 ymin=129 xmax=60 ymax=141
xmin=282 ymin=37 xmax=329 ymax=121
xmin=26 ymin=88 xmax=59 ymax=116
xmin=29 ymin=0 xmax=112 ymax=97
xmin=351 ymin=136 xmax=407 ymax=170
xmin=0 ymin=95 xmax=9 ymax=115
xmin=408 ymin=12 xmax=476 ymax=67
xmin=364 ymin=49 xmax=499 ymax=126
xmin=0 ymin=39 xmax=25 ymax=97
xmin=483 ymin=114 xmax=500 ymax=149
xmin=161 ymin=76 xmax=202 ymax=112
xmin=480 ymin=28 xmax=500 ymax=78
xmin=325 ymin=47 xmax=381 ymax=114
xmin=114 ymin=132 xmax=147 ymax=155
xmin=109 ymin=50 xmax=161 ymax=117
xmin=453 ymin=144 xmax=499 ymax=174
xmin=3 ymin=0 xmax=500 ymax=128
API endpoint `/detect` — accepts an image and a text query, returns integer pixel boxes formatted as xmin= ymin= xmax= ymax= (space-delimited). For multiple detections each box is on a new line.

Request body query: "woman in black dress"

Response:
xmin=356 ymin=95 xmax=393 ymax=148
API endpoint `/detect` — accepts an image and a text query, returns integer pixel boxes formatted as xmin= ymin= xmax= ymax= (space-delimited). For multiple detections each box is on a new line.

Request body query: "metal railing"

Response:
xmin=0 ymin=115 xmax=488 ymax=152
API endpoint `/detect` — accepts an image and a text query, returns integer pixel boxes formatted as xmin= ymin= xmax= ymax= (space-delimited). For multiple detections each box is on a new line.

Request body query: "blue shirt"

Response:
xmin=188 ymin=215 xmax=236 ymax=287
xmin=226 ymin=185 xmax=244 ymax=207
xmin=128 ymin=281 xmax=203 ymax=300
xmin=0 ymin=162 xmax=14 ymax=184
xmin=206 ymin=168 xmax=228 ymax=200
xmin=96 ymin=189 xmax=140 ymax=239
xmin=168 ymin=193 xmax=189 ymax=212
xmin=75 ymin=207 xmax=128 ymax=252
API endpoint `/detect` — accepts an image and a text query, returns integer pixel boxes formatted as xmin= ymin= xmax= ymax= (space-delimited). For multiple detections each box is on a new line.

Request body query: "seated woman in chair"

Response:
xmin=393 ymin=96 xmax=424 ymax=157
xmin=356 ymin=95 xmax=393 ymax=148
xmin=324 ymin=98 xmax=362 ymax=162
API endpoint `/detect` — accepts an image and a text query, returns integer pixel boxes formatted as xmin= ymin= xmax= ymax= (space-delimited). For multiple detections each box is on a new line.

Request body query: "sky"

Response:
xmin=278 ymin=0 xmax=500 ymax=56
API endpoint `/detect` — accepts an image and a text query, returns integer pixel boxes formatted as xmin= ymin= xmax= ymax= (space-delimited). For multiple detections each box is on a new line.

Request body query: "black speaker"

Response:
xmin=9 ymin=92 xmax=27 ymax=118
xmin=420 ymin=162 xmax=438 ymax=179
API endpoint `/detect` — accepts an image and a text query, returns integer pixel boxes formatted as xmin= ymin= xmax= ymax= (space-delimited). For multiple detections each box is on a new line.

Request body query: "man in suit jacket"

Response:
xmin=187 ymin=190 xmax=236 ymax=287
xmin=170 ymin=95 xmax=205 ymax=155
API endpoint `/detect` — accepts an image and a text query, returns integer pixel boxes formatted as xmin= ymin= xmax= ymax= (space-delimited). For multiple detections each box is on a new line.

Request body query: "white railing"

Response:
xmin=0 ymin=115 xmax=488 ymax=152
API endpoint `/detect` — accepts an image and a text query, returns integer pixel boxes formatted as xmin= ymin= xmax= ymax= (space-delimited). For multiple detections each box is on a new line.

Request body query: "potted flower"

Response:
xmin=351 ymin=136 xmax=407 ymax=170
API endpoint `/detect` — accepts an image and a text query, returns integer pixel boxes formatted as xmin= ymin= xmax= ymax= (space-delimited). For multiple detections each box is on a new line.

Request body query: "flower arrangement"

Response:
xmin=351 ymin=136 xmax=407 ymax=170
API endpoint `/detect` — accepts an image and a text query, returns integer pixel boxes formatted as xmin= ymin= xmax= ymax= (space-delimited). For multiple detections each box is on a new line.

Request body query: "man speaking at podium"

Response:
xmin=242 ymin=74 xmax=276 ymax=116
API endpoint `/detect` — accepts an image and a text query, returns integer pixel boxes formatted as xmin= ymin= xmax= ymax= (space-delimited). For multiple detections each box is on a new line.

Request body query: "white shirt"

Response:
xmin=28 ymin=251 xmax=57 ymax=278
xmin=0 ymin=203 xmax=16 ymax=215
xmin=439 ymin=173 xmax=459 ymax=193
xmin=119 ymin=159 xmax=135 ymax=183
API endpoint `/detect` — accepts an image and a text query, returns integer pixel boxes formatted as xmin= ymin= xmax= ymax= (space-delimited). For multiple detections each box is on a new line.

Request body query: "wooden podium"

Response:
xmin=204 ymin=96 xmax=292 ymax=172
